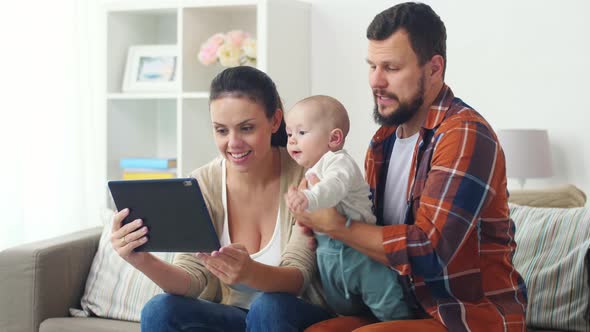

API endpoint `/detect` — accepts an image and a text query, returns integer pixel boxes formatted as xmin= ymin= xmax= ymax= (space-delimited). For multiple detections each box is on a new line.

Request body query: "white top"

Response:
xmin=219 ymin=159 xmax=282 ymax=309
xmin=383 ymin=128 xmax=419 ymax=225
xmin=303 ymin=150 xmax=376 ymax=224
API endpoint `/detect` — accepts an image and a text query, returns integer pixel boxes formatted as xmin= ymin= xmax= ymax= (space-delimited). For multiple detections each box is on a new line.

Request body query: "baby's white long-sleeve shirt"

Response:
xmin=303 ymin=150 xmax=376 ymax=224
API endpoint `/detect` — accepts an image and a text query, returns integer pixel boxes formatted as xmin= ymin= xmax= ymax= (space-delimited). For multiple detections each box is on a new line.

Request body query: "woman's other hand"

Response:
xmin=297 ymin=221 xmax=318 ymax=251
xmin=110 ymin=208 xmax=149 ymax=265
xmin=195 ymin=244 xmax=255 ymax=286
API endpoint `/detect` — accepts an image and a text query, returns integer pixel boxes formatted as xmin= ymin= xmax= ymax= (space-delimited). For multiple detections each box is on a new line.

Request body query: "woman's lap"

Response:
xmin=141 ymin=292 xmax=333 ymax=332
xmin=141 ymin=293 xmax=247 ymax=332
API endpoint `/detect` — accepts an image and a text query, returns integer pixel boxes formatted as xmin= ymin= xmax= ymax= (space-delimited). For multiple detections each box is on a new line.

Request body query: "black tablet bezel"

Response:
xmin=108 ymin=178 xmax=220 ymax=253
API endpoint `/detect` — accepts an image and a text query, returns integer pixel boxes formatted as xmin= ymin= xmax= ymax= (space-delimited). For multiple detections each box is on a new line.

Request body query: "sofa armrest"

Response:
xmin=0 ymin=227 xmax=102 ymax=332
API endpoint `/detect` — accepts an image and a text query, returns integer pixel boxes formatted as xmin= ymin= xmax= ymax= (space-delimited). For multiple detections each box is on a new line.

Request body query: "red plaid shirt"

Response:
xmin=365 ymin=85 xmax=527 ymax=331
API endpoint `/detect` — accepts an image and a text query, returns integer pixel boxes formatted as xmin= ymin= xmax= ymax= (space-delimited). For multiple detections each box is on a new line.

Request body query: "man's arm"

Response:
xmin=303 ymin=121 xmax=499 ymax=277
xmin=380 ymin=121 xmax=499 ymax=276
xmin=294 ymin=196 xmax=389 ymax=264
xmin=331 ymin=214 xmax=389 ymax=265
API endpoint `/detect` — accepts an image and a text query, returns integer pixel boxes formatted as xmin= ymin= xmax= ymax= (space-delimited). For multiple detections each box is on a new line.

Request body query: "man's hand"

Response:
xmin=293 ymin=207 xmax=346 ymax=234
xmin=295 ymin=173 xmax=388 ymax=266
xmin=292 ymin=174 xmax=347 ymax=235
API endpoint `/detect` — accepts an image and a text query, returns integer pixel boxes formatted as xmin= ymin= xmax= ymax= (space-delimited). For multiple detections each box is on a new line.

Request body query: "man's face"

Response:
xmin=367 ymin=29 xmax=427 ymax=126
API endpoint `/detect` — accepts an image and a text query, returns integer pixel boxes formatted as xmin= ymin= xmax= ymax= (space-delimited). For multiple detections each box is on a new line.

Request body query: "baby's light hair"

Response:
xmin=294 ymin=95 xmax=350 ymax=139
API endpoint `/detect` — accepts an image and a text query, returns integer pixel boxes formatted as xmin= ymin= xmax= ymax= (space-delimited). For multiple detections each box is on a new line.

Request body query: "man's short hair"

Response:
xmin=367 ymin=2 xmax=447 ymax=76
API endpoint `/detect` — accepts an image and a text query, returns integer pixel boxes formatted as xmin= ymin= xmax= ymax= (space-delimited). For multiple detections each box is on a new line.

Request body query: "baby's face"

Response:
xmin=285 ymin=105 xmax=331 ymax=168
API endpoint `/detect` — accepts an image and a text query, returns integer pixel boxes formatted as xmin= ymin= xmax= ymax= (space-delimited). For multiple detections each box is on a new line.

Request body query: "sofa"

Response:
xmin=0 ymin=185 xmax=587 ymax=332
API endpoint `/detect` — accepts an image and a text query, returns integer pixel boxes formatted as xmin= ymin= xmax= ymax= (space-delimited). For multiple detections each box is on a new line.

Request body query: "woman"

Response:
xmin=110 ymin=66 xmax=332 ymax=331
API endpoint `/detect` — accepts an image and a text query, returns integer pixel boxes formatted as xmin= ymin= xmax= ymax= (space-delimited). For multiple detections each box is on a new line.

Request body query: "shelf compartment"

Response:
xmin=182 ymin=5 xmax=257 ymax=92
xmin=107 ymin=92 xmax=178 ymax=100
xmin=107 ymin=10 xmax=178 ymax=93
xmin=182 ymin=92 xmax=209 ymax=99
xmin=107 ymin=99 xmax=177 ymax=180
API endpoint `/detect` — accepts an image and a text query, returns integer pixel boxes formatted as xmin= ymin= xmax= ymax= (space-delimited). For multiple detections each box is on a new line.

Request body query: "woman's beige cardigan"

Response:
xmin=173 ymin=147 xmax=327 ymax=308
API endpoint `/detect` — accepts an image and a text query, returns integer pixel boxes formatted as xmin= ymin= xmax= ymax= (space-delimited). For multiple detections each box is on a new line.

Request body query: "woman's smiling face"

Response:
xmin=210 ymin=96 xmax=280 ymax=172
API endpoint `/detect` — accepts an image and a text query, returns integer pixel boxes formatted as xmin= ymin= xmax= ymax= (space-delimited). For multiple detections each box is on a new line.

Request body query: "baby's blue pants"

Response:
xmin=316 ymin=234 xmax=411 ymax=321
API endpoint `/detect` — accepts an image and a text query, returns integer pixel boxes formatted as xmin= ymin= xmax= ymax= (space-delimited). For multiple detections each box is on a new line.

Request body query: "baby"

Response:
xmin=285 ymin=95 xmax=410 ymax=321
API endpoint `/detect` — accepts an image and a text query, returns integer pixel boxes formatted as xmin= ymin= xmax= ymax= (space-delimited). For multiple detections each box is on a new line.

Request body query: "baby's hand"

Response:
xmin=286 ymin=186 xmax=309 ymax=213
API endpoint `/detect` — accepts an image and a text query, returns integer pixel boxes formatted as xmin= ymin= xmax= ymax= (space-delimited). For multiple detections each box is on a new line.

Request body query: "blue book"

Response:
xmin=120 ymin=158 xmax=177 ymax=170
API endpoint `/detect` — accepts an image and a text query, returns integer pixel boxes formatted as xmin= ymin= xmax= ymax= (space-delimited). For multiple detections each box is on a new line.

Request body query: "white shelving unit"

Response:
xmin=99 ymin=0 xmax=310 ymax=206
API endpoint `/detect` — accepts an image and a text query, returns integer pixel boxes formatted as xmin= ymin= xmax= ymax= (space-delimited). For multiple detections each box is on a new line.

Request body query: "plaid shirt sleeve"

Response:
xmin=383 ymin=117 xmax=498 ymax=277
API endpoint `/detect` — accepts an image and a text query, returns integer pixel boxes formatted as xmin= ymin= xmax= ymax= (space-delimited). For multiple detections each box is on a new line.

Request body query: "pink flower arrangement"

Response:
xmin=198 ymin=30 xmax=257 ymax=67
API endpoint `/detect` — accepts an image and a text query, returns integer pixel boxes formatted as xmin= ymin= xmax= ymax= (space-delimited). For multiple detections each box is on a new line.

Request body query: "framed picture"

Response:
xmin=122 ymin=45 xmax=178 ymax=92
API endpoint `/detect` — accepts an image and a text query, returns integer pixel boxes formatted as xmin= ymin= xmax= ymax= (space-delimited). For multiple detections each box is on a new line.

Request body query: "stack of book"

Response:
xmin=120 ymin=158 xmax=177 ymax=180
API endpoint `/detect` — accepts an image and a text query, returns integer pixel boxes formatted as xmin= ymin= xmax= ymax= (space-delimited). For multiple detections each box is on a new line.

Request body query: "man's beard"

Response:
xmin=372 ymin=74 xmax=426 ymax=126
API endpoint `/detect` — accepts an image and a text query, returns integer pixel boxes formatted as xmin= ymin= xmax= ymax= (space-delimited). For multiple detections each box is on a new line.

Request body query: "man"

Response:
xmin=297 ymin=2 xmax=527 ymax=331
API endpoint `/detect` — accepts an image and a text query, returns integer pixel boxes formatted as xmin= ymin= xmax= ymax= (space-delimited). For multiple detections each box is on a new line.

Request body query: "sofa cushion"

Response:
xmin=70 ymin=217 xmax=175 ymax=322
xmin=40 ymin=317 xmax=139 ymax=332
xmin=511 ymin=203 xmax=590 ymax=331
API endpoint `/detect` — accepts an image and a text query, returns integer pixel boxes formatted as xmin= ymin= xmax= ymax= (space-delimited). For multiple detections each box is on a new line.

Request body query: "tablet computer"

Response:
xmin=107 ymin=178 xmax=220 ymax=253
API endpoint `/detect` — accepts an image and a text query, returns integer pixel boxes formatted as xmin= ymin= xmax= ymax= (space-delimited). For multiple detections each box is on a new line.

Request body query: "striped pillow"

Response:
xmin=510 ymin=203 xmax=590 ymax=331
xmin=70 ymin=219 xmax=175 ymax=322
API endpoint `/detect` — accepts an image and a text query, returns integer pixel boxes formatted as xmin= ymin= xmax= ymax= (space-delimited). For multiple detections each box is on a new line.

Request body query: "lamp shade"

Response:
xmin=497 ymin=129 xmax=553 ymax=179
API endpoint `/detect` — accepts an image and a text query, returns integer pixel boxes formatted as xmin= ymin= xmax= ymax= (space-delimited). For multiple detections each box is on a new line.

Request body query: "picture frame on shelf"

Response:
xmin=122 ymin=45 xmax=178 ymax=92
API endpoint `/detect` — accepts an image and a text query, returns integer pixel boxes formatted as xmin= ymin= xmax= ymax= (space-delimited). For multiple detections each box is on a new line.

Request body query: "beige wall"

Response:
xmin=307 ymin=0 xmax=590 ymax=195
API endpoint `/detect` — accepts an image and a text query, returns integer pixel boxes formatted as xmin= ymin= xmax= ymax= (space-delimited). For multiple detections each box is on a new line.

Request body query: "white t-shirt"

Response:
xmin=219 ymin=159 xmax=282 ymax=309
xmin=382 ymin=128 xmax=419 ymax=226
xmin=303 ymin=149 xmax=375 ymax=224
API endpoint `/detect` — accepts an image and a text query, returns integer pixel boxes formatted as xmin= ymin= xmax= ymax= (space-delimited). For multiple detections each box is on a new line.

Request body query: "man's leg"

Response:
xmin=141 ymin=293 xmax=247 ymax=332
xmin=304 ymin=316 xmax=379 ymax=332
xmin=353 ymin=318 xmax=447 ymax=331
xmin=246 ymin=292 xmax=334 ymax=332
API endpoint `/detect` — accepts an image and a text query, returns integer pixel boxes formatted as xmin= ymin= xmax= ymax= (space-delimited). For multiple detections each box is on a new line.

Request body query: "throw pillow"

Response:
xmin=510 ymin=203 xmax=590 ymax=331
xmin=70 ymin=212 xmax=175 ymax=322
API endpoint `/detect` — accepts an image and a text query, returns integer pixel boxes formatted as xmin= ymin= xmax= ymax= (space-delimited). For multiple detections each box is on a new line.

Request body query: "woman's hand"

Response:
xmin=195 ymin=244 xmax=255 ymax=286
xmin=110 ymin=208 xmax=150 ymax=265
xmin=297 ymin=221 xmax=318 ymax=251
xmin=286 ymin=186 xmax=309 ymax=213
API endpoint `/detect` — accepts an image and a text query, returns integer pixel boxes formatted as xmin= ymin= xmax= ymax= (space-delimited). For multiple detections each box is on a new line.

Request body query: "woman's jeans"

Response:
xmin=141 ymin=292 xmax=333 ymax=332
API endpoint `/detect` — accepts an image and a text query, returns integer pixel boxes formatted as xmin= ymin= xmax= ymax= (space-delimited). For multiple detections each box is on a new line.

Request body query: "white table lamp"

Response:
xmin=497 ymin=129 xmax=553 ymax=189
